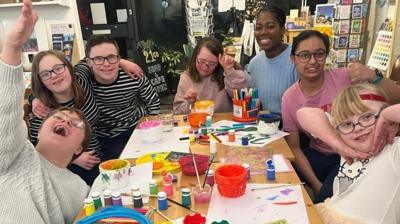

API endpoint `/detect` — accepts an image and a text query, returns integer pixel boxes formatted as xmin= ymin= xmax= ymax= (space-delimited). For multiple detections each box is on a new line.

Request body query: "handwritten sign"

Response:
xmin=137 ymin=40 xmax=169 ymax=96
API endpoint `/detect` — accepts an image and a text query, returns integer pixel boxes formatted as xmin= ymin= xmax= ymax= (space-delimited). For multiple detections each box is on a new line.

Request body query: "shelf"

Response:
xmin=0 ymin=0 xmax=70 ymax=8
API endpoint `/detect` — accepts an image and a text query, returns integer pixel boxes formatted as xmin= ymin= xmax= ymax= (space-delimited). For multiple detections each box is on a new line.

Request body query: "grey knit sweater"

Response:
xmin=0 ymin=60 xmax=89 ymax=224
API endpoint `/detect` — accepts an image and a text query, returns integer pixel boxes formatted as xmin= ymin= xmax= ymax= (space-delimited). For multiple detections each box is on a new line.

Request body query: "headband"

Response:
xmin=359 ymin=94 xmax=388 ymax=103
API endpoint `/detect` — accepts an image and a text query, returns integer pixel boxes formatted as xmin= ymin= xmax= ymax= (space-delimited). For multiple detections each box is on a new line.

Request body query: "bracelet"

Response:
xmin=371 ymin=69 xmax=383 ymax=84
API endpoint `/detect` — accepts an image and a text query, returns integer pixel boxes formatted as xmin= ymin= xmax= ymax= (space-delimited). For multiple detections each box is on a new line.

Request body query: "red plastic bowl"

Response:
xmin=215 ymin=164 xmax=247 ymax=198
xmin=178 ymin=155 xmax=209 ymax=176
xmin=188 ymin=112 xmax=208 ymax=128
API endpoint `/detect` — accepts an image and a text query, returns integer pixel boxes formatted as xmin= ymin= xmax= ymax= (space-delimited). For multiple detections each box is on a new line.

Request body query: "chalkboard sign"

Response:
xmin=137 ymin=40 xmax=170 ymax=97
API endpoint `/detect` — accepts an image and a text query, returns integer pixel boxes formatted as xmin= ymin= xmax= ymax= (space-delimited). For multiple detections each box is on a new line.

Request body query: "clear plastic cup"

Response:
xmin=192 ymin=184 xmax=212 ymax=203
xmin=159 ymin=110 xmax=174 ymax=132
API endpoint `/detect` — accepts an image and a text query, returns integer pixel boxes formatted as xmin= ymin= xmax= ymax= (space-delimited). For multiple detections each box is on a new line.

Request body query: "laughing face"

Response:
xmin=254 ymin=11 xmax=285 ymax=57
xmin=38 ymin=55 xmax=72 ymax=95
xmin=87 ymin=43 xmax=120 ymax=84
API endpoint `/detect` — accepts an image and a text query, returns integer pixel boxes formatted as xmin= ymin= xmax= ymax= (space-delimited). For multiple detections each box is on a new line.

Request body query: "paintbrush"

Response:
xmin=189 ymin=147 xmax=203 ymax=191
xmin=250 ymin=182 xmax=306 ymax=191
xmin=202 ymin=155 xmax=214 ymax=188
xmin=209 ymin=132 xmax=222 ymax=143
xmin=167 ymin=197 xmax=199 ymax=213
xmin=149 ymin=206 xmax=176 ymax=223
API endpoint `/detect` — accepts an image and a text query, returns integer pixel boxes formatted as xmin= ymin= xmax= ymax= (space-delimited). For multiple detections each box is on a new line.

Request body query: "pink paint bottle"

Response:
xmin=163 ymin=173 xmax=174 ymax=196
xmin=206 ymin=169 xmax=215 ymax=186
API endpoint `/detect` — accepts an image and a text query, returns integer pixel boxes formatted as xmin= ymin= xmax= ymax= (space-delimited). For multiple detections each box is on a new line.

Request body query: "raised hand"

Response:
xmin=219 ymin=49 xmax=235 ymax=74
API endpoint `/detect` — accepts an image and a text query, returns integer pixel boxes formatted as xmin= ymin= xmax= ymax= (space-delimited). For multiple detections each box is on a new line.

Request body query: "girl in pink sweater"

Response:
xmin=173 ymin=37 xmax=249 ymax=114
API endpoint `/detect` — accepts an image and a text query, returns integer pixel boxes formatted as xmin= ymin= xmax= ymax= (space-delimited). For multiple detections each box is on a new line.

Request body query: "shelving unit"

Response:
xmin=0 ymin=0 xmax=70 ymax=8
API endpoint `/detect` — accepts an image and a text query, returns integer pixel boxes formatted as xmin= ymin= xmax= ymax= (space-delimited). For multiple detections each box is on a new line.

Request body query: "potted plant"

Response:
xmin=161 ymin=48 xmax=184 ymax=94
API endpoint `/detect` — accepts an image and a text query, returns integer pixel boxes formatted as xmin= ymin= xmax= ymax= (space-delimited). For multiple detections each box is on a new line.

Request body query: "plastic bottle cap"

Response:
xmin=111 ymin=191 xmax=121 ymax=198
xmin=84 ymin=198 xmax=94 ymax=203
xmin=207 ymin=169 xmax=214 ymax=175
xmin=229 ymin=130 xmax=235 ymax=134
xmin=91 ymin=191 xmax=100 ymax=198
xmin=181 ymin=188 xmax=190 ymax=193
xmin=133 ymin=191 xmax=142 ymax=197
xmin=131 ymin=185 xmax=140 ymax=191
xmin=103 ymin=189 xmax=112 ymax=196
xmin=158 ymin=192 xmax=167 ymax=198
xmin=242 ymin=163 xmax=250 ymax=169
xmin=150 ymin=179 xmax=157 ymax=184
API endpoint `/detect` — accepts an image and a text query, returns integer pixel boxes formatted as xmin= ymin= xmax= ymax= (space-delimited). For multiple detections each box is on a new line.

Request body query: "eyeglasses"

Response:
xmin=336 ymin=110 xmax=381 ymax=134
xmin=38 ymin=64 xmax=66 ymax=81
xmin=294 ymin=50 xmax=327 ymax=63
xmin=89 ymin=54 xmax=120 ymax=65
xmin=197 ymin=58 xmax=218 ymax=68
xmin=52 ymin=111 xmax=85 ymax=129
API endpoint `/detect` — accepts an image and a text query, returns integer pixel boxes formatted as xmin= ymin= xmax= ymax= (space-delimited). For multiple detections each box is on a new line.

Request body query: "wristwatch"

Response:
xmin=372 ymin=69 xmax=383 ymax=84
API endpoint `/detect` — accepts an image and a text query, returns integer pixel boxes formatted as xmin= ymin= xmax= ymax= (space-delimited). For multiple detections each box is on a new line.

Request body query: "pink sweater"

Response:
xmin=173 ymin=70 xmax=249 ymax=114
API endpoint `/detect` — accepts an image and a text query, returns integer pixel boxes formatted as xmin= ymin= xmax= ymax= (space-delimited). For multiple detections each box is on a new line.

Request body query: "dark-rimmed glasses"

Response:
xmin=52 ymin=111 xmax=85 ymax=129
xmin=38 ymin=64 xmax=66 ymax=81
xmin=88 ymin=54 xmax=120 ymax=65
xmin=294 ymin=50 xmax=327 ymax=63
xmin=197 ymin=58 xmax=218 ymax=68
xmin=336 ymin=110 xmax=381 ymax=134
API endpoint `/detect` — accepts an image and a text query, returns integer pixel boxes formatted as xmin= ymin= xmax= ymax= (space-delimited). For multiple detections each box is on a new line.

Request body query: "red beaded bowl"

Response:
xmin=178 ymin=155 xmax=209 ymax=176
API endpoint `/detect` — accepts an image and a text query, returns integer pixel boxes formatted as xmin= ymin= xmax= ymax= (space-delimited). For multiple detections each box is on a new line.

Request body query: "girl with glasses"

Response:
xmin=281 ymin=30 xmax=400 ymax=203
xmin=0 ymin=1 xmax=91 ymax=222
xmin=30 ymin=50 xmax=101 ymax=185
xmin=297 ymin=84 xmax=400 ymax=224
xmin=173 ymin=37 xmax=249 ymax=114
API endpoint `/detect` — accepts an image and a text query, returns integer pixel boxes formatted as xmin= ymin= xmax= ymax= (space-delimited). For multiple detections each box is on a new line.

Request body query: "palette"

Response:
xmin=368 ymin=30 xmax=392 ymax=71
xmin=135 ymin=152 xmax=180 ymax=174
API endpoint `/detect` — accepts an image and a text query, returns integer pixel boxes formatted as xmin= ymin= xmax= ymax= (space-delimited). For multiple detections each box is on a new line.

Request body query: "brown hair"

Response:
xmin=331 ymin=83 xmax=389 ymax=127
xmin=42 ymin=107 xmax=92 ymax=162
xmin=31 ymin=50 xmax=85 ymax=108
xmin=187 ymin=37 xmax=225 ymax=91
xmin=85 ymin=34 xmax=120 ymax=57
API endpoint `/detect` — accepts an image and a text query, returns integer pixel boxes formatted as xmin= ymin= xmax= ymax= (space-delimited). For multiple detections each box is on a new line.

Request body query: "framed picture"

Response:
xmin=353 ymin=0 xmax=363 ymax=3
xmin=347 ymin=48 xmax=359 ymax=62
xmin=314 ymin=4 xmax=335 ymax=26
xmin=339 ymin=20 xmax=350 ymax=34
xmin=337 ymin=49 xmax=347 ymax=63
xmin=349 ymin=34 xmax=361 ymax=48
xmin=351 ymin=19 xmax=363 ymax=33
xmin=352 ymin=4 xmax=363 ymax=19
xmin=335 ymin=35 xmax=349 ymax=48
xmin=337 ymin=5 xmax=351 ymax=19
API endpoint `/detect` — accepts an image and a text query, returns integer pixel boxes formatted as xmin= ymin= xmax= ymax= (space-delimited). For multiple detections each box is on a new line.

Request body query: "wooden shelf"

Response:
xmin=0 ymin=0 xmax=69 ymax=8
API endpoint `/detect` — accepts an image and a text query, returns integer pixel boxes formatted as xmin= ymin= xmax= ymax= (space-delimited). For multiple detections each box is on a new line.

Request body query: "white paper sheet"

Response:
xmin=90 ymin=3 xmax=107 ymax=25
xmin=273 ymin=154 xmax=292 ymax=173
xmin=218 ymin=0 xmax=245 ymax=12
xmin=213 ymin=120 xmax=289 ymax=147
xmin=90 ymin=162 xmax=153 ymax=205
xmin=120 ymin=126 xmax=190 ymax=159
xmin=207 ymin=184 xmax=309 ymax=224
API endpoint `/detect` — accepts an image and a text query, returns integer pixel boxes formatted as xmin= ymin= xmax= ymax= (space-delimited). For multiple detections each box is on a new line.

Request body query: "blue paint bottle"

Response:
xmin=158 ymin=191 xmax=168 ymax=211
xmin=266 ymin=159 xmax=275 ymax=181
xmin=241 ymin=135 xmax=249 ymax=146
xmin=181 ymin=188 xmax=191 ymax=207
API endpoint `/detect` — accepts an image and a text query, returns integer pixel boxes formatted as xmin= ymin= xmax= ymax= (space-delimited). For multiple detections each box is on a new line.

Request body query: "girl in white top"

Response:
xmin=297 ymin=83 xmax=400 ymax=224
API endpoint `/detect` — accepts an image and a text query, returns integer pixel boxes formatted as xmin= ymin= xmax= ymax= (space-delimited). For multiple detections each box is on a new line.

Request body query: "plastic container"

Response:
xmin=232 ymin=99 xmax=259 ymax=122
xmin=194 ymin=100 xmax=214 ymax=116
xmin=183 ymin=213 xmax=207 ymax=224
xmin=188 ymin=112 xmax=208 ymax=128
xmin=215 ymin=164 xmax=247 ymax=198
xmin=257 ymin=113 xmax=281 ymax=135
xmin=138 ymin=120 xmax=162 ymax=142
xmin=178 ymin=155 xmax=209 ymax=176
xmin=192 ymin=184 xmax=212 ymax=203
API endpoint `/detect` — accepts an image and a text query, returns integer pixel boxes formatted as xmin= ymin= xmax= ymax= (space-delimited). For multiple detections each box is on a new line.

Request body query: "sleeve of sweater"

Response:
xmin=173 ymin=73 xmax=192 ymax=115
xmin=224 ymin=70 xmax=249 ymax=96
xmin=137 ymin=75 xmax=160 ymax=115
xmin=0 ymin=60 xmax=26 ymax=173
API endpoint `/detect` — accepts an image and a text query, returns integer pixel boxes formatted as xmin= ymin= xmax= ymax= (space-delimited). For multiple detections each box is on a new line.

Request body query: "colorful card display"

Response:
xmin=368 ymin=30 xmax=392 ymax=71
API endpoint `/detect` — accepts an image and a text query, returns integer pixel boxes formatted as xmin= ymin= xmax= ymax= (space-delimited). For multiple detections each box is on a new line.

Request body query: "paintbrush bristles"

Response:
xmin=149 ymin=206 xmax=175 ymax=223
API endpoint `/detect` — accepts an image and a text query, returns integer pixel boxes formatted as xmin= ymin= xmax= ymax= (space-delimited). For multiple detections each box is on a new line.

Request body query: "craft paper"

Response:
xmin=90 ymin=162 xmax=153 ymax=204
xmin=218 ymin=0 xmax=245 ymax=12
xmin=121 ymin=126 xmax=190 ymax=158
xmin=207 ymin=184 xmax=309 ymax=224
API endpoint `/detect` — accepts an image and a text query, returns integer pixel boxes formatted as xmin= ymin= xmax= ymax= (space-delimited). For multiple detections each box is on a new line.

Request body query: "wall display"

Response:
xmin=339 ymin=20 xmax=350 ymax=34
xmin=367 ymin=30 xmax=392 ymax=71
xmin=314 ymin=4 xmax=335 ymax=26
xmin=350 ymin=19 xmax=363 ymax=33
xmin=351 ymin=4 xmax=363 ymax=19
xmin=136 ymin=40 xmax=169 ymax=97
xmin=349 ymin=34 xmax=362 ymax=48
xmin=337 ymin=5 xmax=351 ymax=19
xmin=185 ymin=0 xmax=213 ymax=46
xmin=347 ymin=48 xmax=359 ymax=61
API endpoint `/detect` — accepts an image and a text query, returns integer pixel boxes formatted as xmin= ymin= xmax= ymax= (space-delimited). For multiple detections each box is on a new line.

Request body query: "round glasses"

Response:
xmin=294 ymin=50 xmax=327 ymax=63
xmin=89 ymin=54 xmax=120 ymax=65
xmin=38 ymin=64 xmax=66 ymax=81
xmin=52 ymin=111 xmax=85 ymax=129
xmin=336 ymin=112 xmax=380 ymax=134
xmin=197 ymin=58 xmax=218 ymax=68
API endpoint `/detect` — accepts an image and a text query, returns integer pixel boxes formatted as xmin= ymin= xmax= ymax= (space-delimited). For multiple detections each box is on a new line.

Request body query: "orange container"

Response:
xmin=232 ymin=99 xmax=258 ymax=122
xmin=188 ymin=112 xmax=208 ymax=128
xmin=215 ymin=164 xmax=247 ymax=198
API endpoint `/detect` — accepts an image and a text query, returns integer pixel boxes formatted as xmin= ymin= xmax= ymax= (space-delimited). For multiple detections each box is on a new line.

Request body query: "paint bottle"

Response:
xmin=206 ymin=169 xmax=215 ymax=186
xmin=189 ymin=135 xmax=196 ymax=144
xmin=183 ymin=127 xmax=188 ymax=135
xmin=266 ymin=159 xmax=275 ymax=181
xmin=158 ymin=191 xmax=168 ymax=211
xmin=201 ymin=127 xmax=208 ymax=136
xmin=103 ymin=189 xmax=113 ymax=207
xmin=91 ymin=191 xmax=102 ymax=210
xmin=131 ymin=185 xmax=140 ymax=192
xmin=241 ymin=135 xmax=249 ymax=146
xmin=181 ymin=188 xmax=191 ymax=207
xmin=84 ymin=198 xmax=95 ymax=216
xmin=111 ymin=191 xmax=123 ymax=206
xmin=163 ymin=173 xmax=174 ymax=196
xmin=228 ymin=130 xmax=235 ymax=142
xmin=133 ymin=191 xmax=144 ymax=208
xmin=242 ymin=163 xmax=251 ymax=181
xmin=209 ymin=140 xmax=217 ymax=156
xmin=205 ymin=115 xmax=212 ymax=127
xmin=149 ymin=179 xmax=158 ymax=195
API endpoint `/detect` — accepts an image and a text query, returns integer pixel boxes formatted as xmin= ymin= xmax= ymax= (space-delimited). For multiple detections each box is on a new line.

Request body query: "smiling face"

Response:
xmin=195 ymin=47 xmax=219 ymax=77
xmin=291 ymin=36 xmax=327 ymax=80
xmin=254 ymin=11 xmax=285 ymax=57
xmin=38 ymin=55 xmax=72 ymax=96
xmin=87 ymin=43 xmax=120 ymax=84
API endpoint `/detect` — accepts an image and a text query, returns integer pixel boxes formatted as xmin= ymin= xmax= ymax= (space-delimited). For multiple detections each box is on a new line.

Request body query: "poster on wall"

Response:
xmin=314 ymin=4 xmax=335 ymax=26
xmin=136 ymin=40 xmax=169 ymax=97
xmin=50 ymin=23 xmax=75 ymax=62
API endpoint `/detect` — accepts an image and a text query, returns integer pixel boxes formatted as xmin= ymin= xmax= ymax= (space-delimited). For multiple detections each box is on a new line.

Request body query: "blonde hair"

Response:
xmin=331 ymin=83 xmax=388 ymax=126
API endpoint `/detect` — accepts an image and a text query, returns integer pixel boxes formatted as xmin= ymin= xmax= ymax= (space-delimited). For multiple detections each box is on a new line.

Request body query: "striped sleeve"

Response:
xmin=137 ymin=75 xmax=160 ymax=115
